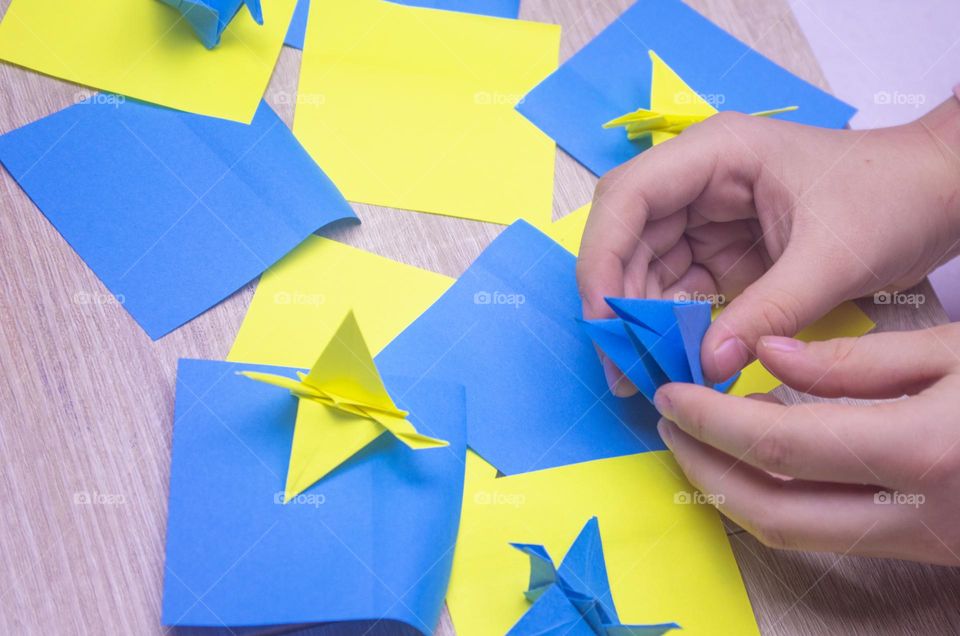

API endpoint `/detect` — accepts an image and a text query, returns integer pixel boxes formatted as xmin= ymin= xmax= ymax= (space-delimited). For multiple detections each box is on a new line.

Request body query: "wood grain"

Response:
xmin=0 ymin=0 xmax=957 ymax=634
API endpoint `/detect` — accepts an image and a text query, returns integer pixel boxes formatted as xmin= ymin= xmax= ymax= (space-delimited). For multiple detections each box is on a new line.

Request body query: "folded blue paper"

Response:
xmin=159 ymin=0 xmax=263 ymax=48
xmin=516 ymin=0 xmax=856 ymax=176
xmin=284 ymin=0 xmax=521 ymax=49
xmin=509 ymin=517 xmax=680 ymax=636
xmin=0 ymin=96 xmax=356 ymax=339
xmin=376 ymin=221 xmax=664 ymax=476
xmin=580 ymin=298 xmax=738 ymax=402
xmin=162 ymin=358 xmax=466 ymax=630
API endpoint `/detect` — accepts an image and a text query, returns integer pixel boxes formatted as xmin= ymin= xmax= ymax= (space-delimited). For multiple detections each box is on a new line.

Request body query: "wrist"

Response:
xmin=910 ymin=94 xmax=960 ymax=263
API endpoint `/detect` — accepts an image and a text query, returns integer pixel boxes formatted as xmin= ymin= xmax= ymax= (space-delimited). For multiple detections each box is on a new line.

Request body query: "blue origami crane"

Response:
xmin=579 ymin=298 xmax=738 ymax=402
xmin=159 ymin=0 xmax=263 ymax=49
xmin=508 ymin=517 xmax=679 ymax=636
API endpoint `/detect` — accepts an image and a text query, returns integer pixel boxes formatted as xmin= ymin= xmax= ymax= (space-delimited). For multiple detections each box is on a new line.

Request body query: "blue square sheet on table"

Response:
xmin=284 ymin=0 xmax=521 ymax=49
xmin=516 ymin=0 xmax=856 ymax=177
xmin=0 ymin=96 xmax=356 ymax=339
xmin=376 ymin=221 xmax=665 ymax=476
xmin=162 ymin=359 xmax=466 ymax=630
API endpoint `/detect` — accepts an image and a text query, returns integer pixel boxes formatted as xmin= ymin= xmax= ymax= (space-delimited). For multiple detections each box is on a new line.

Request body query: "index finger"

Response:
xmin=655 ymin=382 xmax=920 ymax=488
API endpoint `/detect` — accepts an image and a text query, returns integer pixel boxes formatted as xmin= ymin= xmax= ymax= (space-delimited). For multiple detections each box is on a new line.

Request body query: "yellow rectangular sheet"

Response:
xmin=0 ymin=0 xmax=296 ymax=123
xmin=450 ymin=450 xmax=760 ymax=635
xmin=293 ymin=0 xmax=560 ymax=225
xmin=228 ymin=236 xmax=453 ymax=367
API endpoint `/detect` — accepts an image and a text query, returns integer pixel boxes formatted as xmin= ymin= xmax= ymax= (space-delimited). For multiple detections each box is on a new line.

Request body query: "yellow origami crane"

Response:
xmin=603 ymin=51 xmax=797 ymax=143
xmin=240 ymin=310 xmax=447 ymax=501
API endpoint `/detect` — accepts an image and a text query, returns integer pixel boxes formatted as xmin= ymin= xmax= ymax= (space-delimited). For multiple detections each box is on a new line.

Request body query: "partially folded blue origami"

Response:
xmin=580 ymin=298 xmax=738 ymax=402
xmin=159 ymin=0 xmax=263 ymax=48
xmin=508 ymin=517 xmax=679 ymax=636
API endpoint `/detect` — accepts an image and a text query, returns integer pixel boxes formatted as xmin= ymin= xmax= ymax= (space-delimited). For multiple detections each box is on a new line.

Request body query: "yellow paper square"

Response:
xmin=450 ymin=451 xmax=760 ymax=635
xmin=0 ymin=0 xmax=296 ymax=123
xmin=293 ymin=0 xmax=560 ymax=225
xmin=228 ymin=236 xmax=453 ymax=367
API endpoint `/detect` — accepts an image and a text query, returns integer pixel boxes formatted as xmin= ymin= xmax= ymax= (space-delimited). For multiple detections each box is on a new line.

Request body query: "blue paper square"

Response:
xmin=0 ymin=96 xmax=356 ymax=339
xmin=162 ymin=359 xmax=466 ymax=630
xmin=516 ymin=0 xmax=856 ymax=176
xmin=377 ymin=221 xmax=664 ymax=476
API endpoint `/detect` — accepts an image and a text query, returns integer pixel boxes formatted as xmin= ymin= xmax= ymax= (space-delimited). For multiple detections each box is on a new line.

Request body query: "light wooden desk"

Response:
xmin=1 ymin=0 xmax=959 ymax=634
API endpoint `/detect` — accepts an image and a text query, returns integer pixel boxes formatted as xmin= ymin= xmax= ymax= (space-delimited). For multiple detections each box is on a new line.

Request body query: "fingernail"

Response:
xmin=713 ymin=337 xmax=749 ymax=377
xmin=654 ymin=388 xmax=673 ymax=419
xmin=603 ymin=358 xmax=624 ymax=395
xmin=760 ymin=336 xmax=804 ymax=353
xmin=657 ymin=418 xmax=674 ymax=445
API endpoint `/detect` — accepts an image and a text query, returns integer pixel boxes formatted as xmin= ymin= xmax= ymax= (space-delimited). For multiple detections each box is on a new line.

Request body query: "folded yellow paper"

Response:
xmin=241 ymin=311 xmax=447 ymax=500
xmin=293 ymin=0 xmax=560 ymax=225
xmin=0 ymin=0 xmax=295 ymax=122
xmin=603 ymin=51 xmax=796 ymax=143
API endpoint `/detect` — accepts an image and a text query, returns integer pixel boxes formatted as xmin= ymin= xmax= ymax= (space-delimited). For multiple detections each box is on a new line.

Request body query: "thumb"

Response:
xmin=702 ymin=243 xmax=854 ymax=383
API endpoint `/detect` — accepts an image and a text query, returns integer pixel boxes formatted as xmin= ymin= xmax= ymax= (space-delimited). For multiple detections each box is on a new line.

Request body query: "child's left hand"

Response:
xmin=654 ymin=326 xmax=960 ymax=565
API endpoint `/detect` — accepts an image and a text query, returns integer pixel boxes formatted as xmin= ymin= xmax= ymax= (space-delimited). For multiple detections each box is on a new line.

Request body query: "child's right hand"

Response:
xmin=578 ymin=97 xmax=960 ymax=394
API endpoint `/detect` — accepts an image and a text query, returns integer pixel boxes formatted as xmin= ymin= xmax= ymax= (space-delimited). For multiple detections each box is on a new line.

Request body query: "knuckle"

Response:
xmin=748 ymin=289 xmax=804 ymax=339
xmin=749 ymin=496 xmax=793 ymax=550
xmin=750 ymin=428 xmax=792 ymax=475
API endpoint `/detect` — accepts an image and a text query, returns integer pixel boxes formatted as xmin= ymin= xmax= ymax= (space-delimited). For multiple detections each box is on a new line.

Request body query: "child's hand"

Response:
xmin=578 ymin=100 xmax=960 ymax=394
xmin=654 ymin=327 xmax=960 ymax=565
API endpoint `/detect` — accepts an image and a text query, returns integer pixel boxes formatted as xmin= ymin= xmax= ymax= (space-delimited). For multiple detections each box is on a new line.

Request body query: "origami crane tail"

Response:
xmin=601 ymin=109 xmax=666 ymax=128
xmin=244 ymin=0 xmax=264 ymax=24
xmin=604 ymin=623 xmax=681 ymax=636
xmin=368 ymin=412 xmax=449 ymax=449
xmin=238 ymin=370 xmax=306 ymax=393
xmin=750 ymin=105 xmax=798 ymax=118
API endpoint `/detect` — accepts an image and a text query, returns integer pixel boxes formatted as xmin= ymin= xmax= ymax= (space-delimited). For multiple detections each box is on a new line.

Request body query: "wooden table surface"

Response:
xmin=2 ymin=0 xmax=959 ymax=634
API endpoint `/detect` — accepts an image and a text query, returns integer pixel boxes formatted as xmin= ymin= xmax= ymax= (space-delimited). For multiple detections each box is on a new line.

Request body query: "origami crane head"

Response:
xmin=602 ymin=50 xmax=796 ymax=142
xmin=241 ymin=310 xmax=447 ymax=501
xmin=508 ymin=517 xmax=679 ymax=636
xmin=579 ymin=298 xmax=739 ymax=402
xmin=159 ymin=0 xmax=264 ymax=49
